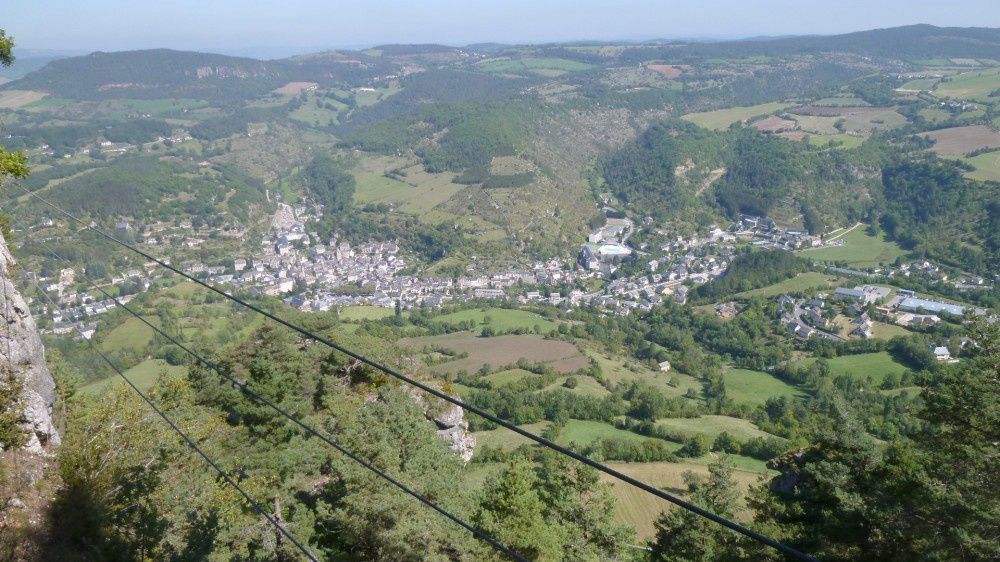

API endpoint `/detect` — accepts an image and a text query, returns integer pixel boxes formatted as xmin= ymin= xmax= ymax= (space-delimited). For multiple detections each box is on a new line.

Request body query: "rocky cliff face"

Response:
xmin=406 ymin=388 xmax=475 ymax=462
xmin=0 ymin=232 xmax=59 ymax=454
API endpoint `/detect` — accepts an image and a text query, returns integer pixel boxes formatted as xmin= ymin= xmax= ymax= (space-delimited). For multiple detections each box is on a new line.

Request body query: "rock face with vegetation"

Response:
xmin=0 ymin=232 xmax=59 ymax=453
xmin=406 ymin=387 xmax=476 ymax=462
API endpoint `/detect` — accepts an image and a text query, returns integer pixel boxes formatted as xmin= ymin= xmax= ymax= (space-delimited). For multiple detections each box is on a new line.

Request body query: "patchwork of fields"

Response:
xmin=681 ymin=102 xmax=795 ymax=130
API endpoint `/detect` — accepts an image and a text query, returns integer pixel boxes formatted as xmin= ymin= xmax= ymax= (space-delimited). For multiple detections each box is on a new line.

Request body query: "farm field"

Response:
xmin=797 ymin=351 xmax=910 ymax=384
xmin=586 ymin=350 xmax=701 ymax=398
xmin=400 ymin=332 xmax=589 ymax=374
xmin=476 ymin=57 xmax=593 ymax=76
xmin=0 ymin=89 xmax=47 ymax=109
xmin=472 ymin=421 xmax=551 ymax=450
xmin=807 ymin=133 xmax=865 ymax=149
xmin=99 ymin=316 xmax=154 ymax=352
xmin=933 ymin=67 xmax=1000 ymax=101
xmin=289 ymin=99 xmax=345 ymax=127
xmin=80 ymin=359 xmax=186 ymax=397
xmin=721 ymin=369 xmax=804 ymax=405
xmin=654 ymin=415 xmax=779 ymax=442
xmin=555 ymin=420 xmax=667 ymax=447
xmin=483 ymin=368 xmax=537 ymax=387
xmin=352 ymin=155 xmax=466 ymax=217
xmin=922 ymin=125 xmax=1000 ymax=156
xmin=339 ymin=305 xmax=395 ymax=321
xmin=811 ymin=96 xmax=870 ymax=106
xmin=602 ymin=460 xmax=766 ymax=539
xmin=791 ymin=106 xmax=906 ymax=132
xmin=735 ymin=271 xmax=838 ymax=298
xmin=119 ymin=98 xmax=209 ymax=114
xmin=429 ymin=307 xmax=557 ymax=335
xmin=963 ymin=150 xmax=1000 ymax=182
xmin=799 ymin=228 xmax=907 ymax=266
xmin=540 ymin=374 xmax=610 ymax=397
xmin=898 ymin=77 xmax=940 ymax=91
xmin=789 ymin=114 xmax=840 ymax=134
xmin=681 ymin=102 xmax=794 ymax=130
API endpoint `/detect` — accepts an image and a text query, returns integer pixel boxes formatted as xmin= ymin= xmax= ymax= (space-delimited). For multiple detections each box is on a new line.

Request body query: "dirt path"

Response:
xmin=696 ymin=167 xmax=726 ymax=196
xmin=825 ymin=222 xmax=862 ymax=242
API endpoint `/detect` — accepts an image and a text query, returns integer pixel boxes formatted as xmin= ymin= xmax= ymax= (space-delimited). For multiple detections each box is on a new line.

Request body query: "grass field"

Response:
xmin=339 ymin=305 xmax=395 ymax=321
xmin=898 ymin=77 xmax=940 ymax=91
xmin=807 ymin=133 xmax=866 ymax=150
xmin=80 ymin=359 xmax=186 ymax=397
xmin=540 ymin=375 xmax=611 ymax=398
xmin=790 ymin=114 xmax=841 ymax=134
xmin=556 ymin=420 xmax=667 ymax=447
xmin=352 ymin=157 xmax=466 ymax=217
xmin=0 ymin=90 xmax=48 ymax=109
xmin=430 ymin=307 xmax=557 ymax=335
xmin=120 ymin=98 xmax=209 ymax=114
xmin=484 ymin=368 xmax=537 ymax=387
xmin=477 ymin=57 xmax=593 ymax=76
xmin=289 ymin=99 xmax=345 ymax=127
xmin=602 ymin=460 xmax=766 ymax=539
xmin=797 ymin=351 xmax=909 ymax=384
xmin=736 ymin=271 xmax=838 ymax=298
xmin=934 ymin=67 xmax=1000 ymax=101
xmin=586 ymin=349 xmax=701 ymax=399
xmin=811 ymin=96 xmax=870 ymax=106
xmin=655 ymin=415 xmax=778 ymax=442
xmin=681 ymin=102 xmax=795 ymax=130
xmin=871 ymin=321 xmax=913 ymax=339
xmin=99 ymin=316 xmax=154 ymax=352
xmin=721 ymin=369 xmax=804 ymax=406
xmin=472 ymin=421 xmax=551 ymax=449
xmin=964 ymin=150 xmax=1000 ymax=182
xmin=799 ymin=228 xmax=907 ymax=267
xmin=400 ymin=332 xmax=589 ymax=374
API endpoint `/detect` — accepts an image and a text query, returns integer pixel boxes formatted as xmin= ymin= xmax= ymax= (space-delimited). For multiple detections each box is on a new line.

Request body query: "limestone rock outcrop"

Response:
xmin=406 ymin=388 xmax=476 ymax=462
xmin=0 ymin=232 xmax=59 ymax=453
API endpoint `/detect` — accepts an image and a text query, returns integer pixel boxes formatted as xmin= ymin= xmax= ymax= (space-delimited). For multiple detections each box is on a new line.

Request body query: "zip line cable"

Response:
xmin=19 ymin=185 xmax=820 ymax=562
xmin=20 ymin=273 xmax=319 ymax=562
xmin=17 ymin=224 xmax=528 ymax=562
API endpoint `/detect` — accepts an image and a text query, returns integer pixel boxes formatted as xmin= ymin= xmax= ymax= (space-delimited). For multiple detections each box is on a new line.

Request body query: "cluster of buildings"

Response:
xmin=736 ymin=214 xmax=823 ymax=250
xmin=578 ymin=217 xmax=634 ymax=274
xmin=776 ymin=281 xmax=975 ymax=344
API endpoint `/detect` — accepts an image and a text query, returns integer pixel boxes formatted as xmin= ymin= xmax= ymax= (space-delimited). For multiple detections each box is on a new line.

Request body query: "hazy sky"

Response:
xmin=5 ymin=0 xmax=1000 ymax=56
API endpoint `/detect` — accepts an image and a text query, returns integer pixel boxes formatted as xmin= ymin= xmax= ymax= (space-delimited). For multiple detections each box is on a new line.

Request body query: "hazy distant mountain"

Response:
xmin=676 ymin=24 xmax=1000 ymax=59
xmin=2 ymin=48 xmax=395 ymax=101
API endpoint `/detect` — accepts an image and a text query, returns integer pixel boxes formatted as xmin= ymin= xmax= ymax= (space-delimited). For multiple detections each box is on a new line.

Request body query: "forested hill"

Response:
xmin=664 ymin=24 xmax=1000 ymax=60
xmin=2 ymin=48 xmax=397 ymax=101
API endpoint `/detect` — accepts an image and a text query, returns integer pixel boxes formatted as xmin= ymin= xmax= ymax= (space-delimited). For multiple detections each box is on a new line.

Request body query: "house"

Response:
xmin=658 ymin=360 xmax=672 ymax=372
xmin=716 ymin=302 xmax=738 ymax=319
xmin=672 ymin=285 xmax=688 ymax=305
xmin=806 ymin=308 xmax=827 ymax=328
xmin=851 ymin=324 xmax=874 ymax=339
xmin=932 ymin=346 xmax=952 ymax=361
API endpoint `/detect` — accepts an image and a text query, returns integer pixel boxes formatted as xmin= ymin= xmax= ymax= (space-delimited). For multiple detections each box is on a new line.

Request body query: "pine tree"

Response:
xmin=650 ymin=457 xmax=748 ymax=562
xmin=475 ymin=458 xmax=564 ymax=561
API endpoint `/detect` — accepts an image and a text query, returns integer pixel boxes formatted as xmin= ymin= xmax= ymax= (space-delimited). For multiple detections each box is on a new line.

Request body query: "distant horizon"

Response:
xmin=8 ymin=23 xmax=999 ymax=62
xmin=5 ymin=0 xmax=1000 ymax=59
